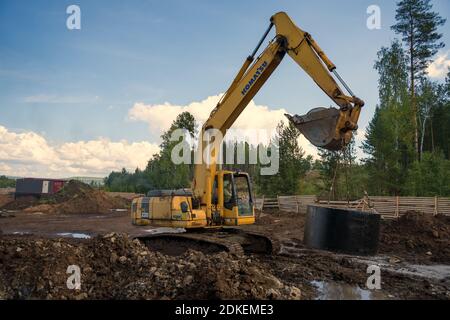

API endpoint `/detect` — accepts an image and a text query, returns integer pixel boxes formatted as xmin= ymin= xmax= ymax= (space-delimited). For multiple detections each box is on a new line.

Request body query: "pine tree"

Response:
xmin=257 ymin=121 xmax=308 ymax=196
xmin=446 ymin=69 xmax=450 ymax=93
xmin=145 ymin=112 xmax=196 ymax=190
xmin=363 ymin=41 xmax=413 ymax=195
xmin=427 ymin=70 xmax=450 ymax=159
xmin=391 ymin=0 xmax=446 ymax=159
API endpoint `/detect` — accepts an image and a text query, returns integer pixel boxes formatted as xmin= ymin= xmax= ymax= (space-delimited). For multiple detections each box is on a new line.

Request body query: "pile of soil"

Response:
xmin=2 ymin=180 xmax=129 ymax=214
xmin=251 ymin=210 xmax=306 ymax=241
xmin=380 ymin=212 xmax=450 ymax=264
xmin=1 ymin=195 xmax=39 ymax=211
xmin=0 ymin=233 xmax=301 ymax=300
xmin=0 ymin=194 xmax=14 ymax=208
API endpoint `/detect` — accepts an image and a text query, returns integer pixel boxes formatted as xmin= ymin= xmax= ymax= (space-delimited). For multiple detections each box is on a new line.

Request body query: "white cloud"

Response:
xmin=128 ymin=94 xmax=320 ymax=158
xmin=0 ymin=126 xmax=58 ymax=164
xmin=427 ymin=51 xmax=450 ymax=78
xmin=0 ymin=162 xmax=12 ymax=172
xmin=128 ymin=94 xmax=286 ymax=132
xmin=0 ymin=125 xmax=159 ymax=178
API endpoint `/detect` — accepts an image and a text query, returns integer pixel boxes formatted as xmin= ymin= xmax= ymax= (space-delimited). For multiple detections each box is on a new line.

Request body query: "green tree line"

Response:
xmin=0 ymin=176 xmax=16 ymax=188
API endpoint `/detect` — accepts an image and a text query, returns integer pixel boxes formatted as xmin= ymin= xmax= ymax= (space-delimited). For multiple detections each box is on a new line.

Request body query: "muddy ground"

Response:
xmin=0 ymin=199 xmax=449 ymax=300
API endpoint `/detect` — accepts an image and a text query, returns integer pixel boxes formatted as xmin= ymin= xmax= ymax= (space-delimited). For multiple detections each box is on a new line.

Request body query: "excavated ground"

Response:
xmin=0 ymin=199 xmax=449 ymax=300
xmin=244 ymin=210 xmax=450 ymax=300
xmin=0 ymin=233 xmax=301 ymax=300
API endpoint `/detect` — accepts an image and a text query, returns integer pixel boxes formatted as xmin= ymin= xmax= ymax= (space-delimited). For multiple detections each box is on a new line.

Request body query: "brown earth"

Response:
xmin=1 ymin=195 xmax=37 ymax=211
xmin=249 ymin=209 xmax=450 ymax=265
xmin=245 ymin=210 xmax=450 ymax=299
xmin=1 ymin=180 xmax=129 ymax=214
xmin=0 ymin=233 xmax=301 ymax=300
xmin=0 ymin=194 xmax=13 ymax=208
xmin=0 ymin=207 xmax=449 ymax=300
xmin=379 ymin=212 xmax=450 ymax=264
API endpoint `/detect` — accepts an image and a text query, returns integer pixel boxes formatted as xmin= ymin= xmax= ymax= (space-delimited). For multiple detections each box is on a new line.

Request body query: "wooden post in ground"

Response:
xmin=434 ymin=196 xmax=438 ymax=216
xmin=395 ymin=196 xmax=400 ymax=218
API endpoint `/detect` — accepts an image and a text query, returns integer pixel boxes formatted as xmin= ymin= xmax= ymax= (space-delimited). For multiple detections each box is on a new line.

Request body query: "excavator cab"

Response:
xmin=213 ymin=171 xmax=255 ymax=226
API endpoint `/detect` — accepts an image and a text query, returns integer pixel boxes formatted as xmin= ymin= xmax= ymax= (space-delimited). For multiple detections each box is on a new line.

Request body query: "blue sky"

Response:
xmin=0 ymin=0 xmax=449 ymax=177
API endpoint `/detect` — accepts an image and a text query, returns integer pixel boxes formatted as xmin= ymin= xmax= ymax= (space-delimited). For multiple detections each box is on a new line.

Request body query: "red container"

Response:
xmin=52 ymin=180 xmax=65 ymax=193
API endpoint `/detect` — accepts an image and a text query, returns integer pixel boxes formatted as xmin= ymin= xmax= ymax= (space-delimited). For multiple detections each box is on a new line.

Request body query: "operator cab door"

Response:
xmin=221 ymin=172 xmax=254 ymax=225
xmin=233 ymin=173 xmax=253 ymax=216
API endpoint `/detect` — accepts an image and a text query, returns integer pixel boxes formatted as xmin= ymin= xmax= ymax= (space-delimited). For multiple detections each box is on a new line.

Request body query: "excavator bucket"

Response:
xmin=286 ymin=107 xmax=344 ymax=151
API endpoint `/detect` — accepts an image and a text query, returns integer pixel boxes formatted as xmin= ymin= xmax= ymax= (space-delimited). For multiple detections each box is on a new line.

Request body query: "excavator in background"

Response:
xmin=131 ymin=12 xmax=364 ymax=255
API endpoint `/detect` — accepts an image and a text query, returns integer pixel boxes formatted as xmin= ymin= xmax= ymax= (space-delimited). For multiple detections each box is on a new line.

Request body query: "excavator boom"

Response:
xmin=193 ymin=11 xmax=364 ymax=204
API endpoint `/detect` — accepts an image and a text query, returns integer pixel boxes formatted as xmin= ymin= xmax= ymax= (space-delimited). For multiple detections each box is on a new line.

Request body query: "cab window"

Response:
xmin=141 ymin=202 xmax=149 ymax=213
xmin=234 ymin=174 xmax=253 ymax=216
xmin=212 ymin=177 xmax=218 ymax=205
xmin=223 ymin=174 xmax=234 ymax=210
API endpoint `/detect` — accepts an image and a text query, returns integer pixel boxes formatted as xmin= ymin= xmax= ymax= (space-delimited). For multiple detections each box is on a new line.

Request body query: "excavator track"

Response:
xmin=137 ymin=228 xmax=280 ymax=257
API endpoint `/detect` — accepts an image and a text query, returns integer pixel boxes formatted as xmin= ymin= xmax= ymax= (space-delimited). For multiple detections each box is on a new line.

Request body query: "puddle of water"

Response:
xmin=13 ymin=231 xmax=31 ymax=235
xmin=311 ymin=281 xmax=388 ymax=300
xmin=354 ymin=256 xmax=450 ymax=281
xmin=56 ymin=232 xmax=91 ymax=239
xmin=144 ymin=227 xmax=186 ymax=235
xmin=396 ymin=264 xmax=450 ymax=280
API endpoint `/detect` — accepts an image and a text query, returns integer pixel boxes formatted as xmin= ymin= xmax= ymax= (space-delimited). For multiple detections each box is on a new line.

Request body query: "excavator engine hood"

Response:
xmin=286 ymin=107 xmax=349 ymax=151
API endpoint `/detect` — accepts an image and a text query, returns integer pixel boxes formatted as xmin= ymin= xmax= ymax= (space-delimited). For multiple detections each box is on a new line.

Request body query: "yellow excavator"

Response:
xmin=131 ymin=12 xmax=364 ymax=254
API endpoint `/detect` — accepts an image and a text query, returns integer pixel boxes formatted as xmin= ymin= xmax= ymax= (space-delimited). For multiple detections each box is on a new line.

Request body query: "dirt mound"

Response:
xmin=2 ymin=195 xmax=39 ymax=211
xmin=0 ymin=233 xmax=301 ymax=300
xmin=380 ymin=212 xmax=450 ymax=264
xmin=0 ymin=194 xmax=14 ymax=208
xmin=41 ymin=180 xmax=129 ymax=214
xmin=2 ymin=180 xmax=129 ymax=214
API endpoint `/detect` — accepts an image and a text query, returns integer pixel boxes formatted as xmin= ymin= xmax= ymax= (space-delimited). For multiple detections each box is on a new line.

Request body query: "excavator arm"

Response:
xmin=272 ymin=12 xmax=364 ymax=150
xmin=193 ymin=11 xmax=364 ymax=206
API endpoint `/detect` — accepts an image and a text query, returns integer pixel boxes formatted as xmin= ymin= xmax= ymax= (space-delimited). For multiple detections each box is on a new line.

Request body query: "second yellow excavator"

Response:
xmin=131 ymin=12 xmax=364 ymax=254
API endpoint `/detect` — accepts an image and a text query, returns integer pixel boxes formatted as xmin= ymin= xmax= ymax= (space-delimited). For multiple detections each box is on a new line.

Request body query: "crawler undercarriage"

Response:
xmin=137 ymin=228 xmax=278 ymax=257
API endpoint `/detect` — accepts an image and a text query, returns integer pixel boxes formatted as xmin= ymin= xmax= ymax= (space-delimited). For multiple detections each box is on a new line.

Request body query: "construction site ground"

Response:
xmin=0 ymin=189 xmax=449 ymax=300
